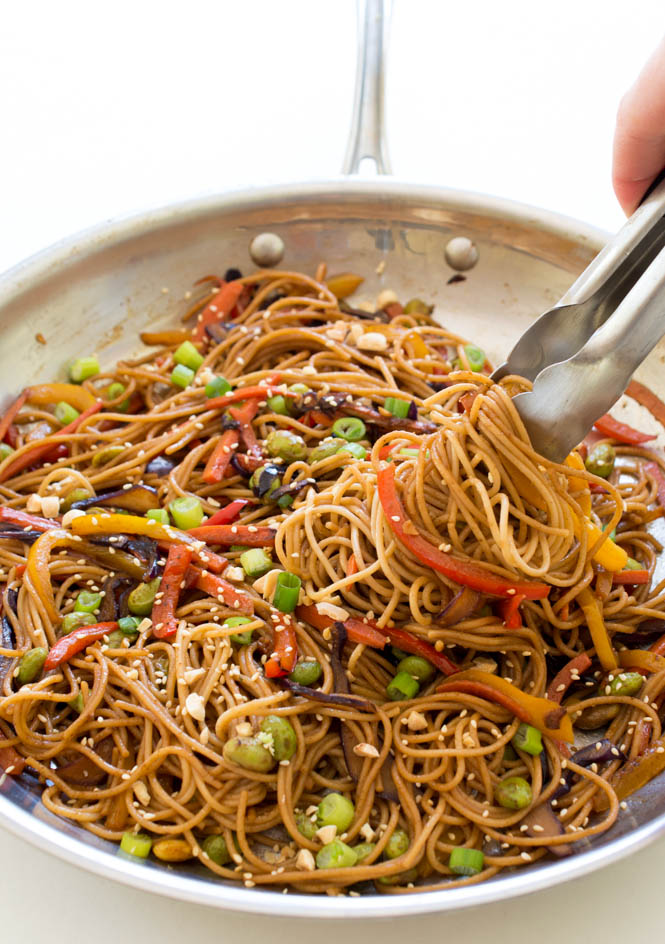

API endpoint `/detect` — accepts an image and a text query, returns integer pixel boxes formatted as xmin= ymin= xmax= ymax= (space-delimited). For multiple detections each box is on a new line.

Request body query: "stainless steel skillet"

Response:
xmin=1 ymin=0 xmax=665 ymax=920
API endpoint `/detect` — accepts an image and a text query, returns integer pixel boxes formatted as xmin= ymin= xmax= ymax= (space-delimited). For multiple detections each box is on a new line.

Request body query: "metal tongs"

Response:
xmin=493 ymin=174 xmax=665 ymax=462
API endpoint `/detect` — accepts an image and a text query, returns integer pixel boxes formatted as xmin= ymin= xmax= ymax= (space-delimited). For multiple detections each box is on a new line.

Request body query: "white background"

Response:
xmin=2 ymin=0 xmax=665 ymax=939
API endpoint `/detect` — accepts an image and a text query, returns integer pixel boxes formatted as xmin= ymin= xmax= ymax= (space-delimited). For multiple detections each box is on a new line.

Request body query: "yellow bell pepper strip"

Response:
xmin=437 ymin=669 xmax=574 ymax=743
xmin=69 ymin=513 xmax=227 ymax=573
xmin=403 ymin=330 xmax=429 ymax=359
xmin=577 ymin=588 xmax=617 ymax=672
xmin=27 ymin=383 xmax=97 ymax=413
xmin=579 ymin=520 xmax=627 ymax=572
xmin=595 ymin=734 xmax=665 ymax=811
xmin=545 ymin=652 xmax=592 ymax=703
xmin=377 ymin=463 xmax=550 ymax=600
xmin=564 ymin=452 xmax=592 ymax=517
xmin=618 ymin=649 xmax=665 ymax=674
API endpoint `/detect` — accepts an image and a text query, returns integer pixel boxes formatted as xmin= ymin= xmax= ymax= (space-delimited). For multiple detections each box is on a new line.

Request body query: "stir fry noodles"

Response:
xmin=2 ymin=263 xmax=665 ymax=894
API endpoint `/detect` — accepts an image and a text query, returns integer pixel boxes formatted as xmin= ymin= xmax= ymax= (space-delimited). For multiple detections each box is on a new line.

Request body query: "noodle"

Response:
xmin=0 ymin=264 xmax=664 ymax=894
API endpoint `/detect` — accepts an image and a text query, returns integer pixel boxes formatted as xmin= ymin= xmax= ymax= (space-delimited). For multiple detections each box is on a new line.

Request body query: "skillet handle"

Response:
xmin=341 ymin=0 xmax=392 ymax=176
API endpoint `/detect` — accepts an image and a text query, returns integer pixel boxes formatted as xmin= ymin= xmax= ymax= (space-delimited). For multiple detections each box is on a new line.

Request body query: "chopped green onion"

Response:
xmin=168 ymin=495 xmax=204 ymax=529
xmin=16 ymin=647 xmax=48 ymax=685
xmin=92 ymin=445 xmax=124 ymax=467
xmin=464 ymin=344 xmax=486 ymax=372
xmin=223 ymin=615 xmax=254 ymax=645
xmin=625 ymin=557 xmax=642 ymax=570
xmin=74 ymin=590 xmax=102 ymax=613
xmin=146 ymin=508 xmax=169 ymax=525
xmin=0 ymin=443 xmax=14 ymax=461
xmin=607 ymin=672 xmax=644 ymax=696
xmin=60 ymin=611 xmax=96 ymax=634
xmin=288 ymin=659 xmax=323 ymax=686
xmin=384 ymin=397 xmax=410 ymax=418
xmin=449 ymin=847 xmax=484 ymax=875
xmin=316 ymin=839 xmax=358 ymax=870
xmin=397 ymin=448 xmax=421 ymax=458
xmin=331 ymin=417 xmax=366 ymax=441
xmin=240 ymin=547 xmax=272 ymax=578
xmin=68 ymin=693 xmax=84 ymax=714
xmin=277 ymin=494 xmax=294 ymax=509
xmin=272 ymin=571 xmax=301 ymax=613
xmin=494 ymin=776 xmax=532 ymax=810
xmin=309 ymin=439 xmax=342 ymax=463
xmin=317 ymin=792 xmax=355 ymax=831
xmin=201 ymin=835 xmax=231 ymax=866
xmin=120 ymin=832 xmax=152 ymax=859
xmin=205 ymin=375 xmax=232 ymax=398
xmin=266 ymin=394 xmax=289 ymax=415
xmin=127 ymin=577 xmax=161 ymax=616
xmin=171 ymin=364 xmax=195 ymax=389
xmin=230 ymin=545 xmax=249 ymax=552
xmin=106 ymin=630 xmax=126 ymax=649
xmin=512 ymin=722 xmax=543 ymax=756
xmin=386 ymin=670 xmax=420 ymax=701
xmin=397 ymin=655 xmax=435 ymax=683
xmin=173 ymin=340 xmax=204 ymax=371
xmin=118 ymin=616 xmax=142 ymax=637
xmin=338 ymin=442 xmax=367 ymax=460
xmin=54 ymin=401 xmax=80 ymax=426
xmin=288 ymin=383 xmax=310 ymax=395
xmin=265 ymin=429 xmax=308 ymax=461
xmin=69 ymin=356 xmax=99 ymax=383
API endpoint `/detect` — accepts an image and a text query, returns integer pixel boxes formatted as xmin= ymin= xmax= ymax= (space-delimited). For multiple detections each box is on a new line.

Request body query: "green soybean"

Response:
xmin=16 ymin=647 xmax=48 ymax=685
xmin=223 ymin=736 xmax=275 ymax=772
xmin=317 ymin=792 xmax=355 ymax=832
xmin=259 ymin=715 xmax=297 ymax=761
xmin=316 ymin=839 xmax=358 ymax=870
xmin=494 ymin=776 xmax=532 ymax=810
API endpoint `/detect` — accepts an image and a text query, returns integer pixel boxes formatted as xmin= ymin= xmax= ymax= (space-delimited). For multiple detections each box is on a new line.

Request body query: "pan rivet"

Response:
xmin=249 ymin=233 xmax=285 ymax=268
xmin=445 ymin=236 xmax=478 ymax=272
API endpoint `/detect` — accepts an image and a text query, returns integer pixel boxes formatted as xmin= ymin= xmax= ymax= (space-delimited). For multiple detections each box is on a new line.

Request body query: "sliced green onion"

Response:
xmin=386 ymin=670 xmax=420 ymax=701
xmin=230 ymin=545 xmax=249 ymax=552
xmin=266 ymin=394 xmax=289 ymax=415
xmin=289 ymin=659 xmax=322 ymax=686
xmin=384 ymin=397 xmax=410 ymax=418
xmin=449 ymin=847 xmax=484 ymax=875
xmin=0 ymin=443 xmax=14 ymax=461
xmin=168 ymin=495 xmax=204 ymax=529
xmin=272 ymin=571 xmax=301 ymax=613
xmin=338 ymin=442 xmax=367 ymax=460
xmin=106 ymin=630 xmax=126 ymax=649
xmin=309 ymin=439 xmax=342 ymax=463
xmin=60 ymin=611 xmax=96 ymax=634
xmin=146 ymin=508 xmax=169 ymax=525
xmin=69 ymin=356 xmax=99 ymax=383
xmin=331 ymin=416 xmax=366 ymax=441
xmin=316 ymin=839 xmax=358 ymax=870
xmin=397 ymin=655 xmax=435 ymax=683
xmin=54 ymin=401 xmax=80 ymax=426
xmin=317 ymin=792 xmax=355 ymax=831
xmin=120 ymin=832 xmax=152 ymax=859
xmin=127 ymin=577 xmax=161 ymax=616
xmin=464 ymin=344 xmax=486 ymax=372
xmin=512 ymin=722 xmax=543 ymax=756
xmin=171 ymin=364 xmax=195 ymax=389
xmin=223 ymin=615 xmax=254 ymax=645
xmin=205 ymin=375 xmax=232 ymax=398
xmin=74 ymin=590 xmax=102 ymax=613
xmin=288 ymin=383 xmax=310 ymax=395
xmin=625 ymin=557 xmax=643 ymax=570
xmin=118 ymin=616 xmax=142 ymax=637
xmin=397 ymin=448 xmax=421 ymax=458
xmin=277 ymin=494 xmax=294 ymax=509
xmin=68 ymin=693 xmax=84 ymax=714
xmin=173 ymin=340 xmax=204 ymax=372
xmin=240 ymin=547 xmax=272 ymax=578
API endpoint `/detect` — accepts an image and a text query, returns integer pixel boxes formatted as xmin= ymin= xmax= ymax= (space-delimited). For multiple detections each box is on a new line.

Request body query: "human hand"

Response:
xmin=613 ymin=35 xmax=665 ymax=215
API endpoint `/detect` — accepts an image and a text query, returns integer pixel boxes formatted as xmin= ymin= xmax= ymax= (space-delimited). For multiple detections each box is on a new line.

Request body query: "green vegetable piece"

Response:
xmin=146 ymin=508 xmax=169 ymax=525
xmin=60 ymin=487 xmax=92 ymax=512
xmin=118 ymin=616 xmax=141 ymax=637
xmin=317 ymin=792 xmax=355 ymax=832
xmin=168 ymin=495 xmax=204 ymax=530
xmin=223 ymin=615 xmax=254 ymax=646
xmin=316 ymin=839 xmax=358 ymax=870
xmin=173 ymin=340 xmax=204 ymax=372
xmin=205 ymin=376 xmax=232 ymax=398
xmin=54 ymin=401 xmax=80 ymax=426
xmin=171 ymin=363 xmax=195 ymax=389
xmin=120 ymin=832 xmax=152 ymax=859
xmin=384 ymin=397 xmax=410 ymax=418
xmin=69 ymin=356 xmax=100 ymax=383
xmin=223 ymin=736 xmax=275 ymax=772
xmin=607 ymin=671 xmax=644 ymax=697
xmin=259 ymin=714 xmax=297 ymax=761
xmin=266 ymin=394 xmax=289 ymax=415
xmin=272 ymin=571 xmax=301 ymax=613
xmin=512 ymin=723 xmax=543 ymax=756
xmin=106 ymin=630 xmax=126 ymax=649
xmin=240 ymin=547 xmax=272 ymax=578
xmin=288 ymin=383 xmax=310 ymax=395
xmin=377 ymin=867 xmax=420 ymax=886
xmin=331 ymin=417 xmax=366 ymax=442
xmin=464 ymin=344 xmax=486 ymax=372
xmin=16 ymin=647 xmax=48 ymax=685
xmin=265 ymin=429 xmax=308 ymax=462
xmin=288 ymin=659 xmax=323 ymax=686
xmin=60 ymin=611 xmax=96 ymax=634
xmin=68 ymin=693 xmax=84 ymax=714
xmin=128 ymin=577 xmax=161 ymax=616
xmin=396 ymin=655 xmax=435 ymax=683
xmin=249 ymin=466 xmax=282 ymax=502
xmin=295 ymin=811 xmax=318 ymax=840
xmin=385 ymin=827 xmax=410 ymax=860
xmin=201 ymin=834 xmax=231 ymax=866
xmin=352 ymin=842 xmax=376 ymax=864
xmin=494 ymin=776 xmax=533 ymax=810
xmin=390 ymin=646 xmax=410 ymax=661
xmin=449 ymin=847 xmax=484 ymax=875
xmin=91 ymin=445 xmax=125 ymax=467
xmin=277 ymin=494 xmax=294 ymax=509
xmin=309 ymin=439 xmax=342 ymax=463
xmin=0 ymin=443 xmax=14 ymax=461
xmin=585 ymin=443 xmax=616 ymax=479
xmin=625 ymin=557 xmax=643 ymax=571
xmin=106 ymin=382 xmax=129 ymax=413
xmin=338 ymin=442 xmax=367 ymax=460
xmin=403 ymin=298 xmax=431 ymax=316
xmin=74 ymin=590 xmax=102 ymax=614
xmin=386 ymin=670 xmax=420 ymax=701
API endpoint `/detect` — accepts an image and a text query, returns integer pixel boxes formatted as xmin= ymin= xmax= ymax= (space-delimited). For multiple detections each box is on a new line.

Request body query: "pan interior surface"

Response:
xmin=3 ymin=179 xmax=665 ymax=917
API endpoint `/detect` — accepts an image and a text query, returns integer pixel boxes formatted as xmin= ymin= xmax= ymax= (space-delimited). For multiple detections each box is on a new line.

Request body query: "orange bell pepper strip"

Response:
xmin=202 ymin=430 xmax=239 ymax=484
xmin=0 ymin=507 xmax=58 ymax=532
xmin=229 ymin=399 xmax=262 ymax=460
xmin=372 ymin=621 xmax=458 ymax=676
xmin=0 ymin=745 xmax=25 ymax=775
xmin=346 ymin=554 xmax=359 ymax=577
xmin=577 ymin=587 xmax=617 ymax=672
xmin=69 ymin=513 xmax=227 ymax=573
xmin=265 ymin=611 xmax=298 ymax=678
xmin=140 ymin=329 xmax=191 ymax=346
xmin=0 ymin=401 xmax=104 ymax=483
xmin=593 ymin=413 xmax=656 ymax=445
xmin=618 ymin=649 xmax=665 ymax=674
xmin=0 ymin=390 xmax=28 ymax=443
xmin=27 ymin=383 xmax=97 ymax=413
xmin=151 ymin=545 xmax=194 ymax=639
xmin=377 ymin=463 xmax=549 ymax=600
xmin=437 ymin=669 xmax=574 ymax=743
xmin=192 ymin=280 xmax=245 ymax=343
xmin=186 ymin=525 xmax=276 ymax=547
xmin=44 ymin=621 xmax=118 ymax=671
xmin=27 ymin=529 xmax=77 ymax=622
xmin=612 ymin=569 xmax=650 ymax=585
xmin=546 ymin=652 xmax=592 ymax=703
xmin=186 ymin=567 xmax=254 ymax=616
xmin=205 ymin=385 xmax=292 ymax=412
xmin=595 ymin=735 xmax=665 ymax=810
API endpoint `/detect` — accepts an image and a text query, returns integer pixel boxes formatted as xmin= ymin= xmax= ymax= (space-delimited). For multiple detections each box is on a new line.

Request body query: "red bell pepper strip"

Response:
xmin=346 ymin=554 xmax=359 ymax=577
xmin=229 ymin=399 xmax=262 ymax=461
xmin=593 ymin=413 xmax=656 ymax=444
xmin=203 ymin=499 xmax=250 ymax=527
xmin=202 ymin=430 xmax=239 ymax=484
xmin=0 ymin=745 xmax=25 ymax=775
xmin=612 ymin=569 xmax=650 ymax=585
xmin=186 ymin=567 xmax=254 ymax=616
xmin=187 ymin=525 xmax=276 ymax=547
xmin=626 ymin=379 xmax=665 ymax=428
xmin=546 ymin=652 xmax=592 ymax=703
xmin=265 ymin=611 xmax=298 ymax=678
xmin=151 ymin=545 xmax=193 ymax=639
xmin=192 ymin=280 xmax=245 ymax=343
xmin=377 ymin=463 xmax=550 ymax=601
xmin=498 ymin=593 xmax=526 ymax=629
xmin=0 ymin=401 xmax=104 ymax=483
xmin=205 ymin=385 xmax=291 ymax=411
xmin=0 ymin=391 xmax=27 ymax=444
xmin=368 ymin=621 xmax=459 ymax=676
xmin=342 ymin=617 xmax=387 ymax=649
xmin=44 ymin=621 xmax=118 ymax=671
xmin=645 ymin=461 xmax=665 ymax=509
xmin=437 ymin=669 xmax=574 ymax=742
xmin=0 ymin=507 xmax=58 ymax=532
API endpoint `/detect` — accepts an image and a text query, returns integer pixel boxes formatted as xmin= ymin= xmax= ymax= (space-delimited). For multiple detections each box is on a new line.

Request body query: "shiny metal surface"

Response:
xmin=4 ymin=178 xmax=665 ymax=916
